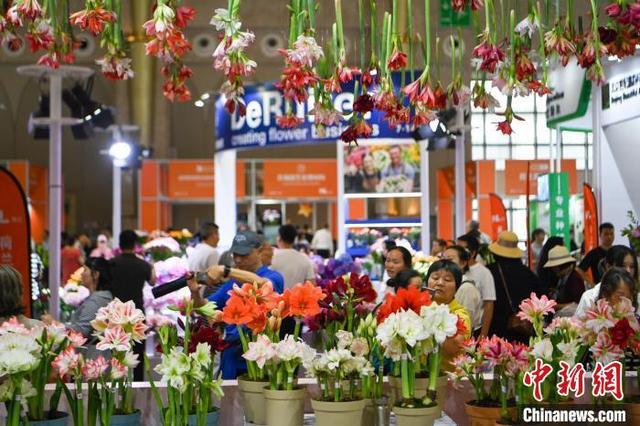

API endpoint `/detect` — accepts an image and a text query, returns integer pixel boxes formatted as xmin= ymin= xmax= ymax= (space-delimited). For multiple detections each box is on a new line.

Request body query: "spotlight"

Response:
xmin=28 ymin=94 xmax=49 ymax=140
xmin=109 ymin=141 xmax=132 ymax=167
xmin=62 ymin=89 xmax=93 ymax=139
xmin=70 ymin=81 xmax=114 ymax=129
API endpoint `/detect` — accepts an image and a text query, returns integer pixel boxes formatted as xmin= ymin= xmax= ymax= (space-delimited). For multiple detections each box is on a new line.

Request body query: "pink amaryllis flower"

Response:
xmin=0 ymin=317 xmax=29 ymax=335
xmin=472 ymin=35 xmax=505 ymax=73
xmin=517 ymin=292 xmax=557 ymax=323
xmin=52 ymin=347 xmax=83 ymax=378
xmin=583 ymin=298 xmax=616 ymax=333
xmin=110 ymin=358 xmax=128 ymax=380
xmin=544 ymin=26 xmax=576 ymax=66
xmin=82 ymin=356 xmax=109 ymax=381
xmin=96 ymin=326 xmax=131 ymax=352
xmin=17 ymin=0 xmax=42 ymax=21
xmin=480 ymin=335 xmax=512 ymax=367
xmin=590 ymin=332 xmax=624 ymax=365
xmin=506 ymin=341 xmax=529 ymax=376
xmin=66 ymin=330 xmax=87 ymax=348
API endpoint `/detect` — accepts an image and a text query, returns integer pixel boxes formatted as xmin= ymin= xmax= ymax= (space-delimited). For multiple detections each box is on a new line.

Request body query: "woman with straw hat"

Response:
xmin=542 ymin=245 xmax=585 ymax=316
xmin=487 ymin=231 xmax=546 ymax=343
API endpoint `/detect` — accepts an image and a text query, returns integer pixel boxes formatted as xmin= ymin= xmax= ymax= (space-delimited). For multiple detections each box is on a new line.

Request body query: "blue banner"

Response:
xmin=215 ymin=74 xmax=415 ymax=151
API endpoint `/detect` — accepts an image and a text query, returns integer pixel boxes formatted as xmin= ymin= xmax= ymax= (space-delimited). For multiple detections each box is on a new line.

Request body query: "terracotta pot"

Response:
xmin=388 ymin=376 xmax=447 ymax=409
xmin=311 ymin=399 xmax=366 ymax=426
xmin=263 ymin=387 xmax=306 ymax=426
xmin=464 ymin=402 xmax=516 ymax=426
xmin=392 ymin=404 xmax=440 ymax=426
xmin=22 ymin=412 xmax=69 ymax=426
xmin=238 ymin=377 xmax=269 ymax=425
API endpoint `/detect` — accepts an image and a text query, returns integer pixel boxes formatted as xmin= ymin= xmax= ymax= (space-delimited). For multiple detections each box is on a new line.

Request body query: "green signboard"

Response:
xmin=439 ymin=0 xmax=471 ymax=27
xmin=548 ymin=172 xmax=571 ymax=248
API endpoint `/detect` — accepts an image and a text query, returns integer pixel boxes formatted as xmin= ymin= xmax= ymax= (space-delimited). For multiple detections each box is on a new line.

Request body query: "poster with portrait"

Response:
xmin=343 ymin=142 xmax=421 ymax=194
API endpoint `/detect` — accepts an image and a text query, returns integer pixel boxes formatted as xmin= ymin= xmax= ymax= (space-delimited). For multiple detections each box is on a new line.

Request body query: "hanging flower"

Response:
xmin=472 ymin=33 xmax=505 ymax=73
xmin=276 ymin=113 xmax=304 ymax=129
xmin=69 ymin=4 xmax=116 ymax=36
xmin=95 ymin=55 xmax=134 ymax=80
xmin=387 ymin=49 xmax=408 ymax=70
xmin=17 ymin=0 xmax=42 ymax=22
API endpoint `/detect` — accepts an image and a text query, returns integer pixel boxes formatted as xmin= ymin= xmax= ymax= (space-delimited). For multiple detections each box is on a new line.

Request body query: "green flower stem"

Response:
xmin=407 ymin=0 xmax=414 ymax=78
xmin=450 ymin=35 xmax=456 ymax=83
xmin=335 ymin=0 xmax=345 ymax=58
xmin=500 ymin=375 xmax=509 ymax=420
xmin=237 ymin=326 xmax=257 ymax=380
xmin=509 ymin=10 xmax=516 ymax=84
xmin=385 ymin=13 xmax=392 ymax=73
xmin=392 ymin=0 xmax=398 ymax=44
xmin=400 ymin=355 xmax=412 ymax=401
xmin=428 ymin=348 xmax=440 ymax=392
xmin=484 ymin=0 xmax=491 ymax=33
xmin=358 ymin=0 xmax=366 ymax=69
xmin=294 ymin=318 xmax=301 ymax=339
xmin=589 ymin=0 xmax=601 ymax=66
xmin=380 ymin=12 xmax=389 ymax=68
xmin=308 ymin=0 xmax=315 ymax=31
xmin=499 ymin=0 xmax=505 ymax=41
xmin=424 ymin=0 xmax=431 ymax=68
xmin=289 ymin=0 xmax=298 ymax=48
xmin=370 ymin=0 xmax=378 ymax=64
xmin=535 ymin=2 xmax=549 ymax=83
xmin=332 ymin=23 xmax=339 ymax=65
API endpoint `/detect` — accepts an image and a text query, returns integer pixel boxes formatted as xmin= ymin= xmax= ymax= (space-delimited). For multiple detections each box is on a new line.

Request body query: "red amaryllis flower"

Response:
xmin=387 ymin=49 xmax=408 ymax=70
xmin=25 ymin=20 xmax=54 ymax=53
xmin=69 ymin=7 xmax=116 ymax=36
xmin=347 ymin=273 xmax=377 ymax=303
xmin=37 ymin=51 xmax=60 ymax=69
xmin=225 ymin=98 xmax=246 ymax=116
xmin=340 ymin=118 xmax=372 ymax=144
xmin=402 ymin=79 xmax=422 ymax=104
xmin=516 ymin=54 xmax=536 ymax=80
xmin=166 ymin=30 xmax=192 ymax=58
xmin=544 ymin=28 xmax=576 ymax=61
xmin=412 ymin=108 xmax=437 ymax=126
xmin=598 ymin=26 xmax=617 ymax=45
xmin=419 ymin=82 xmax=437 ymax=109
xmin=452 ymin=0 xmax=466 ymax=12
xmin=174 ymin=6 xmax=195 ymax=28
xmin=361 ymin=69 xmax=377 ymax=88
xmin=433 ymin=82 xmax=447 ymax=109
xmin=605 ymin=3 xmax=622 ymax=18
xmin=587 ymin=62 xmax=607 ymax=86
xmin=606 ymin=27 xmax=638 ymax=58
xmin=496 ymin=120 xmax=513 ymax=135
xmin=276 ymin=62 xmax=319 ymax=103
xmin=276 ymin=113 xmax=304 ymax=129
xmin=528 ymin=80 xmax=552 ymax=96
xmin=338 ymin=65 xmax=360 ymax=83
xmin=323 ymin=76 xmax=342 ymax=93
xmin=353 ymin=94 xmax=374 ymax=113
xmin=384 ymin=105 xmax=410 ymax=127
xmin=17 ymin=0 xmax=42 ymax=21
xmin=377 ymin=286 xmax=432 ymax=323
xmin=472 ymin=38 xmax=505 ymax=73
xmin=611 ymin=318 xmax=634 ymax=348
xmin=162 ymin=79 xmax=191 ymax=102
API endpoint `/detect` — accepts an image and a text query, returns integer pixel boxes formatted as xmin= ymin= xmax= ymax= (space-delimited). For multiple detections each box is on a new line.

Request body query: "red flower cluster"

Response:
xmin=451 ymin=0 xmax=484 ymax=12
xmin=377 ymin=286 xmax=432 ymax=323
xmin=275 ymin=56 xmax=320 ymax=104
xmin=472 ymin=37 xmax=506 ymax=73
xmin=144 ymin=5 xmax=195 ymax=101
xmin=69 ymin=6 xmax=115 ymax=36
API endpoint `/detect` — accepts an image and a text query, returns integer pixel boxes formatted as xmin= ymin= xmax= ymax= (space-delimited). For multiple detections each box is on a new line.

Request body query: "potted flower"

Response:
xmin=306 ymin=341 xmax=373 ymax=426
xmin=376 ymin=297 xmax=461 ymax=426
xmin=0 ymin=318 xmax=78 ymax=425
xmin=375 ymin=287 xmax=439 ymax=406
xmin=243 ymin=334 xmax=316 ymax=426
xmin=221 ymin=281 xmax=283 ymax=425
xmin=90 ymin=298 xmax=148 ymax=424
xmin=148 ymin=299 xmax=227 ymax=426
xmin=450 ymin=336 xmax=527 ymax=426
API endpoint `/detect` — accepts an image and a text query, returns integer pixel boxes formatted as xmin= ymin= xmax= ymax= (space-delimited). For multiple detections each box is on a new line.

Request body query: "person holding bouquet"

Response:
xmin=425 ymin=260 xmax=472 ymax=372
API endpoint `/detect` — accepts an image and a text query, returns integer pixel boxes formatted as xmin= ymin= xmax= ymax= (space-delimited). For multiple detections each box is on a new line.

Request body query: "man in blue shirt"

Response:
xmin=189 ymin=231 xmax=284 ymax=379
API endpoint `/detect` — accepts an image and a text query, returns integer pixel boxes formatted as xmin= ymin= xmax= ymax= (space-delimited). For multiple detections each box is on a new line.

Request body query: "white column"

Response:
xmin=454 ymin=108 xmax=466 ymax=239
xmin=336 ymin=141 xmax=346 ymax=254
xmin=419 ymin=140 xmax=431 ymax=252
xmin=214 ymin=149 xmax=237 ymax=250
xmin=48 ymin=74 xmax=62 ymax=319
xmin=591 ymin=85 xmax=603 ymax=213
xmin=112 ymin=163 xmax=122 ymax=247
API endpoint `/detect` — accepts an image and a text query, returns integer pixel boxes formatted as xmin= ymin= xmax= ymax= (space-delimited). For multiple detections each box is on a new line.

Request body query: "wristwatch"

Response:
xmin=223 ymin=265 xmax=231 ymax=278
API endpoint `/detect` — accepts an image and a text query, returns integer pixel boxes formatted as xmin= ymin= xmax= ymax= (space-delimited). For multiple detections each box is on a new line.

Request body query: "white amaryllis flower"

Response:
xmin=155 ymin=348 xmax=192 ymax=392
xmin=397 ymin=310 xmax=429 ymax=347
xmin=210 ymin=8 xmax=241 ymax=36
xmin=227 ymin=31 xmax=255 ymax=54
xmin=0 ymin=349 xmax=38 ymax=374
xmin=557 ymin=340 xmax=581 ymax=365
xmin=420 ymin=303 xmax=458 ymax=346
xmin=325 ymin=348 xmax=352 ymax=371
xmin=350 ymin=337 xmax=369 ymax=357
xmin=531 ymin=338 xmax=554 ymax=362
xmin=376 ymin=312 xmax=402 ymax=347
xmin=335 ymin=330 xmax=354 ymax=350
xmin=243 ymin=335 xmax=276 ymax=369
xmin=289 ymin=35 xmax=323 ymax=67
xmin=515 ymin=15 xmax=539 ymax=38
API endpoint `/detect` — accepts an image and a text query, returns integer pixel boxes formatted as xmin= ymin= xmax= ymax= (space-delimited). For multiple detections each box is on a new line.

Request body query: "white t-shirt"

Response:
xmin=575 ymin=283 xmax=640 ymax=318
xmin=456 ymin=279 xmax=483 ymax=331
xmin=271 ymin=248 xmax=316 ymax=290
xmin=467 ymin=263 xmax=497 ymax=302
xmin=311 ymin=229 xmax=334 ymax=253
xmin=187 ymin=243 xmax=219 ymax=272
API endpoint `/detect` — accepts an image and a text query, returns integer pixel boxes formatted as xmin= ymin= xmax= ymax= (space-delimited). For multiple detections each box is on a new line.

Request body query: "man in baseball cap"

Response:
xmin=195 ymin=230 xmax=284 ymax=379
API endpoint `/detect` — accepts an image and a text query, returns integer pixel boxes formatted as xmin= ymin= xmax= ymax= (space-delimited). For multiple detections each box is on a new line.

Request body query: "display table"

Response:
xmin=27 ymin=374 xmax=638 ymax=426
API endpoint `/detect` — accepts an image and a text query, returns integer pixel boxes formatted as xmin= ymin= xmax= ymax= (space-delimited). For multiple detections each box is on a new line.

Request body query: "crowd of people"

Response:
xmin=2 ymin=217 xmax=638 ymax=381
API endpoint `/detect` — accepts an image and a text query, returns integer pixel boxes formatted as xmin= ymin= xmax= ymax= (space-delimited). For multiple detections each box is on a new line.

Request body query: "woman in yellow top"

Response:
xmin=425 ymin=260 xmax=472 ymax=373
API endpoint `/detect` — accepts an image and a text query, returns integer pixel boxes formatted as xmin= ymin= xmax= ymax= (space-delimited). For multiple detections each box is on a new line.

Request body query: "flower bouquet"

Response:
xmin=60 ymin=278 xmax=90 ymax=321
xmin=148 ymin=299 xmax=226 ymax=426
xmin=376 ymin=287 xmax=461 ymax=425
xmin=88 ymin=298 xmax=148 ymax=422
xmin=306 ymin=335 xmax=374 ymax=426
xmin=621 ymin=210 xmax=640 ymax=254
xmin=168 ymin=228 xmax=193 ymax=246
xmin=144 ymin=237 xmax=183 ymax=262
